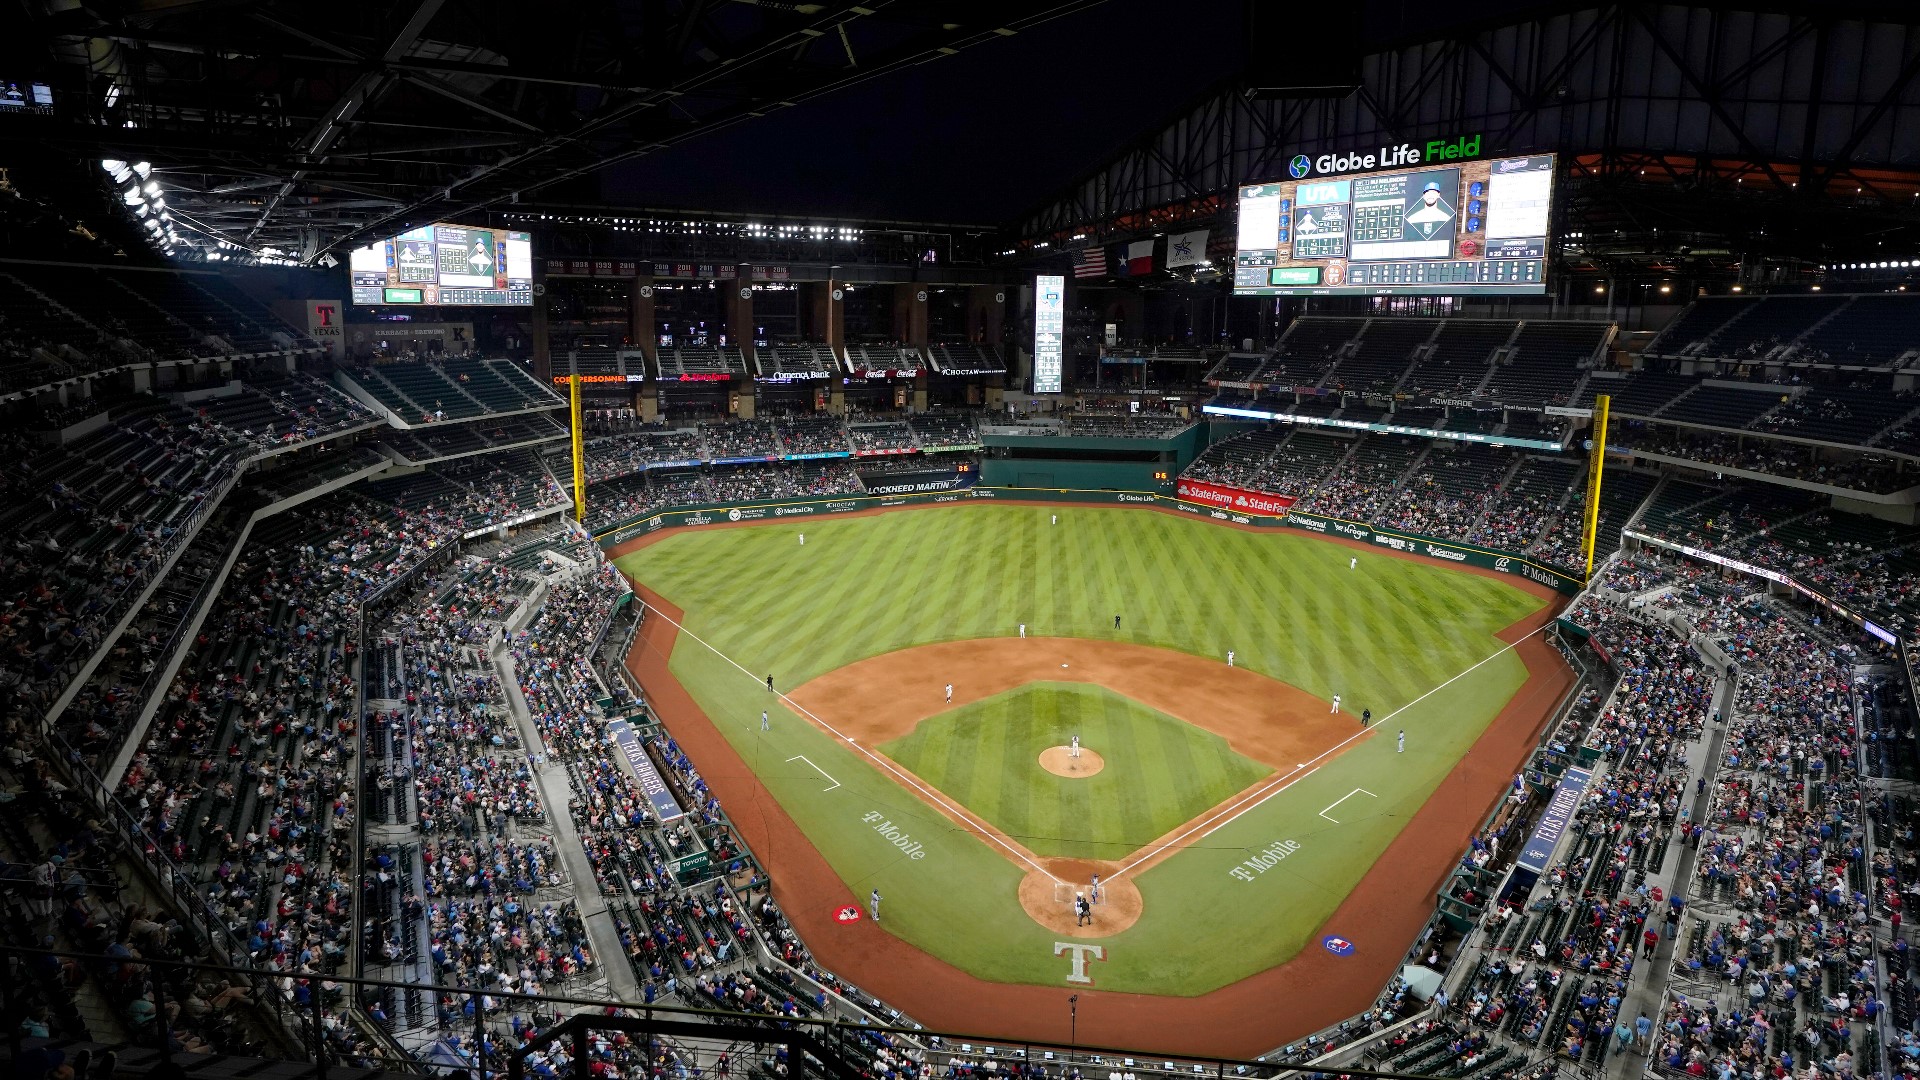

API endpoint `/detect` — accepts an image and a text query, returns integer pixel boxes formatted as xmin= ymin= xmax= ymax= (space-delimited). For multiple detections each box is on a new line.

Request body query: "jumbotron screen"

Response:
xmin=1233 ymin=149 xmax=1554 ymax=296
xmin=349 ymin=223 xmax=533 ymax=306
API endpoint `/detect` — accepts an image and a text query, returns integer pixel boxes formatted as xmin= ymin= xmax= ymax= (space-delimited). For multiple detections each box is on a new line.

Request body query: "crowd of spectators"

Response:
xmin=1614 ymin=427 xmax=1908 ymax=493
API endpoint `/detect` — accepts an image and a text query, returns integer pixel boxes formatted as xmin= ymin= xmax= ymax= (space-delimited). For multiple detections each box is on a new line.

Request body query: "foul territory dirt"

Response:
xmin=610 ymin=505 xmax=1571 ymax=1057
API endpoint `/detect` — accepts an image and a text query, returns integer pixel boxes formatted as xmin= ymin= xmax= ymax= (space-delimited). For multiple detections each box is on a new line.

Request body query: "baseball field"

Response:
xmin=611 ymin=501 xmax=1569 ymax=1051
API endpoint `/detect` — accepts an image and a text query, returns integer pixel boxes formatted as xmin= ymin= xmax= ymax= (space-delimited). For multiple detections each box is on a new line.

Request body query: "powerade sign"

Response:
xmin=1517 ymin=766 xmax=1591 ymax=873
xmin=1289 ymin=134 xmax=1483 ymax=178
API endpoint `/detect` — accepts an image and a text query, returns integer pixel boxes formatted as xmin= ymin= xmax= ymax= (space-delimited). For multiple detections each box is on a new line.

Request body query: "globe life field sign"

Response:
xmin=1233 ymin=137 xmax=1554 ymax=299
xmin=1299 ymin=134 xmax=1484 ymax=178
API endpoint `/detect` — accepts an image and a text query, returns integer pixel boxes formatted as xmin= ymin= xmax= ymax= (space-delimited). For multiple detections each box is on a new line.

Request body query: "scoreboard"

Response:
xmin=1234 ymin=153 xmax=1554 ymax=296
xmin=349 ymin=223 xmax=535 ymax=307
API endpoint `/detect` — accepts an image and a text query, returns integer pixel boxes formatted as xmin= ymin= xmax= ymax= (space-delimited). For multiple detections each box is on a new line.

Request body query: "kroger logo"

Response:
xmin=1288 ymin=154 xmax=1312 ymax=179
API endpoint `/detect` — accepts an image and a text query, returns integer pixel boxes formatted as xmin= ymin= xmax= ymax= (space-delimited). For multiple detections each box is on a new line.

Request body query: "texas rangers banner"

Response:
xmin=607 ymin=719 xmax=685 ymax=822
xmin=1165 ymin=229 xmax=1210 ymax=268
xmin=1517 ymin=766 xmax=1592 ymax=873
xmin=1174 ymin=478 xmax=1294 ymax=516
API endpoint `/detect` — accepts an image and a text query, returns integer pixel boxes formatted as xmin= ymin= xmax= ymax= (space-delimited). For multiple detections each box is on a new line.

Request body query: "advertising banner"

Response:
xmin=607 ymin=719 xmax=684 ymax=822
xmin=1517 ymin=766 xmax=1592 ymax=873
xmin=1174 ymin=478 xmax=1295 ymax=516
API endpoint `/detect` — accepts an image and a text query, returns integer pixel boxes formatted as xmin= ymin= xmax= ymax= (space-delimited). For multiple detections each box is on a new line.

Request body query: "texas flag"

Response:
xmin=1115 ymin=239 xmax=1155 ymax=277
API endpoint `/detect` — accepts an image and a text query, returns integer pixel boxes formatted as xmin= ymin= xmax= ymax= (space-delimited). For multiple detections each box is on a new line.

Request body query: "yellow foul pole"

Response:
xmin=570 ymin=374 xmax=586 ymax=522
xmin=1581 ymin=393 xmax=1611 ymax=580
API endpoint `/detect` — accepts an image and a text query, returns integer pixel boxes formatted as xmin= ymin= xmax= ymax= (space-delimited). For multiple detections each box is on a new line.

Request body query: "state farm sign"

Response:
xmin=1175 ymin=478 xmax=1295 ymax=516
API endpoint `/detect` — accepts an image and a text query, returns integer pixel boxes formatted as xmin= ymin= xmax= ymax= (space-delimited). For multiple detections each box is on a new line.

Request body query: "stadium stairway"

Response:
xmin=491 ymin=625 xmax=643 ymax=1002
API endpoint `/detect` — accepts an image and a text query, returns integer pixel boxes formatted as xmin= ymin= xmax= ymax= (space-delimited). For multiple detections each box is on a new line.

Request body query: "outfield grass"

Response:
xmin=617 ymin=504 xmax=1549 ymax=995
xmin=879 ymin=683 xmax=1273 ymax=861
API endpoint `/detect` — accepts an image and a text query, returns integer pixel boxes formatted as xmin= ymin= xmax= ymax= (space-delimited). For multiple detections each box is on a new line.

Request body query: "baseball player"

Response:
xmin=1113 ymin=614 xmax=1121 ymax=630
xmin=1350 ymin=557 xmax=1357 ymax=570
xmin=1089 ymin=873 xmax=1101 ymax=904
xmin=761 ymin=711 xmax=769 ymax=731
xmin=944 ymin=683 xmax=953 ymax=704
xmin=1019 ymin=623 xmax=1026 ymax=639
xmin=1227 ymin=649 xmax=1235 ymax=667
xmin=799 ymin=533 xmax=805 ymax=546
xmin=1398 ymin=730 xmax=1406 ymax=753
xmin=1051 ymin=514 xmax=1057 ymax=525
xmin=1331 ymin=694 xmax=1341 ymax=714
xmin=1070 ymin=734 xmax=1080 ymax=759
xmin=1075 ymin=894 xmax=1092 ymax=926
xmin=870 ymin=889 xmax=882 ymax=922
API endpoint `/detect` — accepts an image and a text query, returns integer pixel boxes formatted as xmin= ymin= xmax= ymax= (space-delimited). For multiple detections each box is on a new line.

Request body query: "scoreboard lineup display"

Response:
xmin=349 ymin=223 xmax=535 ymax=307
xmin=1235 ymin=152 xmax=1555 ymax=296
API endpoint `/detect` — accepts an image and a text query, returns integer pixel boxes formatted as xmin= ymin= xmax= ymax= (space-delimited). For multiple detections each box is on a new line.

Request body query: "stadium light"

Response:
xmin=142 ymin=181 xmax=160 ymax=196
xmin=133 ymin=161 xmax=152 ymax=179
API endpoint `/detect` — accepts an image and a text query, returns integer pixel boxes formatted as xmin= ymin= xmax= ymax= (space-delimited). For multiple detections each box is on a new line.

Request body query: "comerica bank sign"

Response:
xmin=1287 ymin=134 xmax=1484 ymax=178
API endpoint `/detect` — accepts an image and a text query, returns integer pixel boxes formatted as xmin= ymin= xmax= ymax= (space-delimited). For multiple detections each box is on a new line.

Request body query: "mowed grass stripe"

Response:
xmin=879 ymin=683 xmax=1273 ymax=859
xmin=629 ymin=506 xmax=1543 ymax=717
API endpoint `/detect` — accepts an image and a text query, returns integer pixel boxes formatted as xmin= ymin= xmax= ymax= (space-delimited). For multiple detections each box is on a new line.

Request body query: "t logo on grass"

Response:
xmin=1053 ymin=942 xmax=1106 ymax=985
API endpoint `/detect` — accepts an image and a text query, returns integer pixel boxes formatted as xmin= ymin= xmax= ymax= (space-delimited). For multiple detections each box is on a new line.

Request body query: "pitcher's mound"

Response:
xmin=1039 ymin=746 xmax=1104 ymax=777
xmin=1017 ymin=861 xmax=1142 ymax=937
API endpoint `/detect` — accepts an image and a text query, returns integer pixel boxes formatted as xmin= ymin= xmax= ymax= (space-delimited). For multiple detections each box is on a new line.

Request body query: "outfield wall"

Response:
xmin=595 ymin=486 xmax=1584 ymax=596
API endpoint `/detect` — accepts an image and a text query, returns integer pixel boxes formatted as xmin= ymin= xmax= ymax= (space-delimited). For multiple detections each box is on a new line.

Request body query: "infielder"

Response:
xmin=1070 ymin=734 xmax=1080 ymax=758
xmin=870 ymin=889 xmax=882 ymax=922
xmin=1019 ymin=623 xmax=1026 ymax=639
xmin=1227 ymin=649 xmax=1235 ymax=667
xmin=1398 ymin=730 xmax=1406 ymax=753
xmin=944 ymin=683 xmax=953 ymax=703
xmin=761 ymin=711 xmax=769 ymax=731
xmin=1331 ymin=694 xmax=1341 ymax=714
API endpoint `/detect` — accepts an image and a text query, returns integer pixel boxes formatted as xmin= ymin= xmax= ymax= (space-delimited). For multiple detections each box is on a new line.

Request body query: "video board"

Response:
xmin=1033 ymin=274 xmax=1064 ymax=394
xmin=349 ymin=223 xmax=534 ymax=306
xmin=1234 ymin=151 xmax=1554 ymax=296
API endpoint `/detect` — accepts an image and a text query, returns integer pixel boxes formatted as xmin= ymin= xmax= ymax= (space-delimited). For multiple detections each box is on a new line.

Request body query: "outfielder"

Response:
xmin=1227 ymin=650 xmax=1235 ymax=668
xmin=1331 ymin=694 xmax=1341 ymax=714
xmin=1350 ymin=557 xmax=1357 ymax=570
xmin=944 ymin=683 xmax=953 ymax=704
xmin=799 ymin=533 xmax=805 ymax=546
xmin=870 ymin=889 xmax=882 ymax=922
xmin=1019 ymin=623 xmax=1026 ymax=639
xmin=1398 ymin=730 xmax=1405 ymax=753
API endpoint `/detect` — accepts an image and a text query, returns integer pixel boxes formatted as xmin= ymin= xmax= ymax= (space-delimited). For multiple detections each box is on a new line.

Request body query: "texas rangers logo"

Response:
xmin=1323 ymin=935 xmax=1356 ymax=956
xmin=1288 ymin=154 xmax=1312 ymax=179
xmin=834 ymin=905 xmax=862 ymax=923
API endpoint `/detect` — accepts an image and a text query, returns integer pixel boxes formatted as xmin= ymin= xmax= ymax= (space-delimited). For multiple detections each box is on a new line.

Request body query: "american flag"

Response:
xmin=1072 ymin=246 xmax=1106 ymax=279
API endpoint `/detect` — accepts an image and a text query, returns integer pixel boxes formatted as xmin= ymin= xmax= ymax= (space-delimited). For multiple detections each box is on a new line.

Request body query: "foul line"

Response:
xmin=784 ymin=754 xmax=841 ymax=792
xmin=1107 ymin=619 xmax=1554 ymax=882
xmin=1319 ymin=788 xmax=1377 ymax=823
xmin=640 ymin=603 xmax=1061 ymax=882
